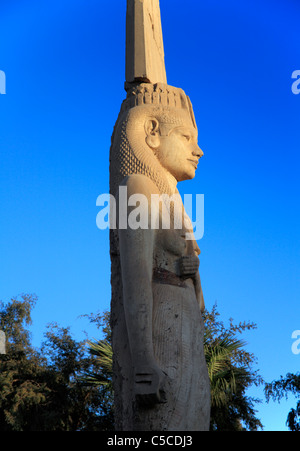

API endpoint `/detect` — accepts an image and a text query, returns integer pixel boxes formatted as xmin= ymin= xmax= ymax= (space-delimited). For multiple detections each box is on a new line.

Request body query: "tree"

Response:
xmin=0 ymin=294 xmax=49 ymax=430
xmin=265 ymin=373 xmax=300 ymax=431
xmin=287 ymin=401 xmax=300 ymax=431
xmin=81 ymin=340 xmax=113 ymax=387
xmin=79 ymin=310 xmax=113 ymax=389
xmin=203 ymin=305 xmax=263 ymax=430
xmin=39 ymin=322 xmax=114 ymax=430
xmin=79 ymin=311 xmax=114 ymax=428
xmin=0 ymin=295 xmax=114 ymax=431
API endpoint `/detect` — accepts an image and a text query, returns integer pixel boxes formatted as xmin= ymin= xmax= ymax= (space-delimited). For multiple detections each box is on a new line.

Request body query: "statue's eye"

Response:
xmin=183 ymin=134 xmax=191 ymax=142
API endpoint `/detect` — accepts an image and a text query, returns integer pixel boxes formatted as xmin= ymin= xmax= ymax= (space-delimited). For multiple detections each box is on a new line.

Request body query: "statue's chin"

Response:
xmin=177 ymin=170 xmax=196 ymax=182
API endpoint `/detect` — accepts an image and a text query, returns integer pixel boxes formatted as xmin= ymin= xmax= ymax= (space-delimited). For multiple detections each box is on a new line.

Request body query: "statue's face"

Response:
xmin=156 ymin=122 xmax=203 ymax=182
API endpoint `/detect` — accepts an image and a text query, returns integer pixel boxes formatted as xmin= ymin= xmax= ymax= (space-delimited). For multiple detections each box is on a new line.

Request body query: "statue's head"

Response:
xmin=110 ymin=83 xmax=203 ymax=195
xmin=144 ymin=109 xmax=203 ymax=182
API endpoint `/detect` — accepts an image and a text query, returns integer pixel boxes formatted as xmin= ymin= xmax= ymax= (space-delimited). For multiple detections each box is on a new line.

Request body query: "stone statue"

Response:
xmin=109 ymin=0 xmax=210 ymax=431
xmin=0 ymin=331 xmax=5 ymax=354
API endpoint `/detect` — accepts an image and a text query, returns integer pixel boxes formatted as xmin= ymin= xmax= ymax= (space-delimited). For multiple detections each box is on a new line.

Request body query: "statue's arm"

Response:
xmin=117 ymin=175 xmax=166 ymax=405
xmin=194 ymin=271 xmax=205 ymax=312
xmin=179 ymin=255 xmax=205 ymax=312
xmin=180 ymin=234 xmax=205 ymax=312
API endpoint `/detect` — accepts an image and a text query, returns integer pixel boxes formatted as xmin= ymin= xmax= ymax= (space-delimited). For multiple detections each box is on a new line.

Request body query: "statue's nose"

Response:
xmin=193 ymin=145 xmax=204 ymax=158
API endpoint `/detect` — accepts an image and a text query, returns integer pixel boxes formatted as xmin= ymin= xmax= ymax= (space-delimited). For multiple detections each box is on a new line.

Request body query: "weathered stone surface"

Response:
xmin=0 ymin=331 xmax=6 ymax=354
xmin=110 ymin=84 xmax=210 ymax=431
xmin=126 ymin=0 xmax=167 ymax=84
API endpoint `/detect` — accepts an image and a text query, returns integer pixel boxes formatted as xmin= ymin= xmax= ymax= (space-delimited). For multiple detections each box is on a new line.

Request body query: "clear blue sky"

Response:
xmin=0 ymin=0 xmax=299 ymax=431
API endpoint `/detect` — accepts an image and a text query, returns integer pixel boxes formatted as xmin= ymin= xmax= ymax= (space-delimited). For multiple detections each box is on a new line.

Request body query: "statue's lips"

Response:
xmin=187 ymin=159 xmax=198 ymax=169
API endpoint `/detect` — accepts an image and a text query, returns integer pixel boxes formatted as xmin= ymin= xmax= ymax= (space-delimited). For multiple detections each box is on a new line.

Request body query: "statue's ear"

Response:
xmin=145 ymin=118 xmax=160 ymax=149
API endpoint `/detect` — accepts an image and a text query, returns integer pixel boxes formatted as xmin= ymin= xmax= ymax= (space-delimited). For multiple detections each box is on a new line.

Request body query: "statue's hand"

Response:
xmin=134 ymin=363 xmax=167 ymax=407
xmin=179 ymin=255 xmax=200 ymax=278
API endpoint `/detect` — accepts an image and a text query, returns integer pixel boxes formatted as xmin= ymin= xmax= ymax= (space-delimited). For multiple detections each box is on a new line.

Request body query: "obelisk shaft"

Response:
xmin=126 ymin=0 xmax=167 ymax=85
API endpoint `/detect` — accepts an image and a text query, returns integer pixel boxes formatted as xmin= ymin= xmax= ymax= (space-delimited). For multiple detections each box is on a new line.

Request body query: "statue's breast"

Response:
xmin=153 ymin=227 xmax=187 ymax=275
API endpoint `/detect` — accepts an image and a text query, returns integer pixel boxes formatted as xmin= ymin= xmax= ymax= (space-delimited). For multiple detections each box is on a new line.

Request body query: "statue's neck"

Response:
xmin=165 ymin=172 xmax=178 ymax=194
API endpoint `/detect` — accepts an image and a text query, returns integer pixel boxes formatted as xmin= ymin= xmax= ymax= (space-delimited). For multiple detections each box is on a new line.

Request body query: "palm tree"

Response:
xmin=205 ymin=330 xmax=248 ymax=407
xmin=265 ymin=373 xmax=300 ymax=431
xmin=204 ymin=329 xmax=262 ymax=430
xmin=80 ymin=339 xmax=113 ymax=387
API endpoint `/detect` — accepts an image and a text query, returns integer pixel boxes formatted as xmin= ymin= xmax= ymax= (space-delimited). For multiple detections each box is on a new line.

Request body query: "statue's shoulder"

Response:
xmin=120 ymin=174 xmax=160 ymax=198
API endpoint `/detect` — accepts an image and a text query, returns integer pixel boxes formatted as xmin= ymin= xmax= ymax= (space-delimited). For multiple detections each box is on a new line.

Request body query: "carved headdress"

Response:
xmin=109 ymin=0 xmax=198 ymax=198
xmin=109 ymin=82 xmax=198 ymax=198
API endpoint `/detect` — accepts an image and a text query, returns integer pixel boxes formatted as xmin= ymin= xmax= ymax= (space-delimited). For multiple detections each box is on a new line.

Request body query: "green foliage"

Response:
xmin=265 ymin=373 xmax=300 ymax=431
xmin=0 ymin=293 xmax=37 ymax=352
xmin=81 ymin=339 xmax=113 ymax=386
xmin=0 ymin=294 xmax=48 ymax=430
xmin=203 ymin=305 xmax=263 ymax=431
xmin=287 ymin=401 xmax=300 ymax=431
xmin=0 ymin=295 xmax=114 ymax=431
